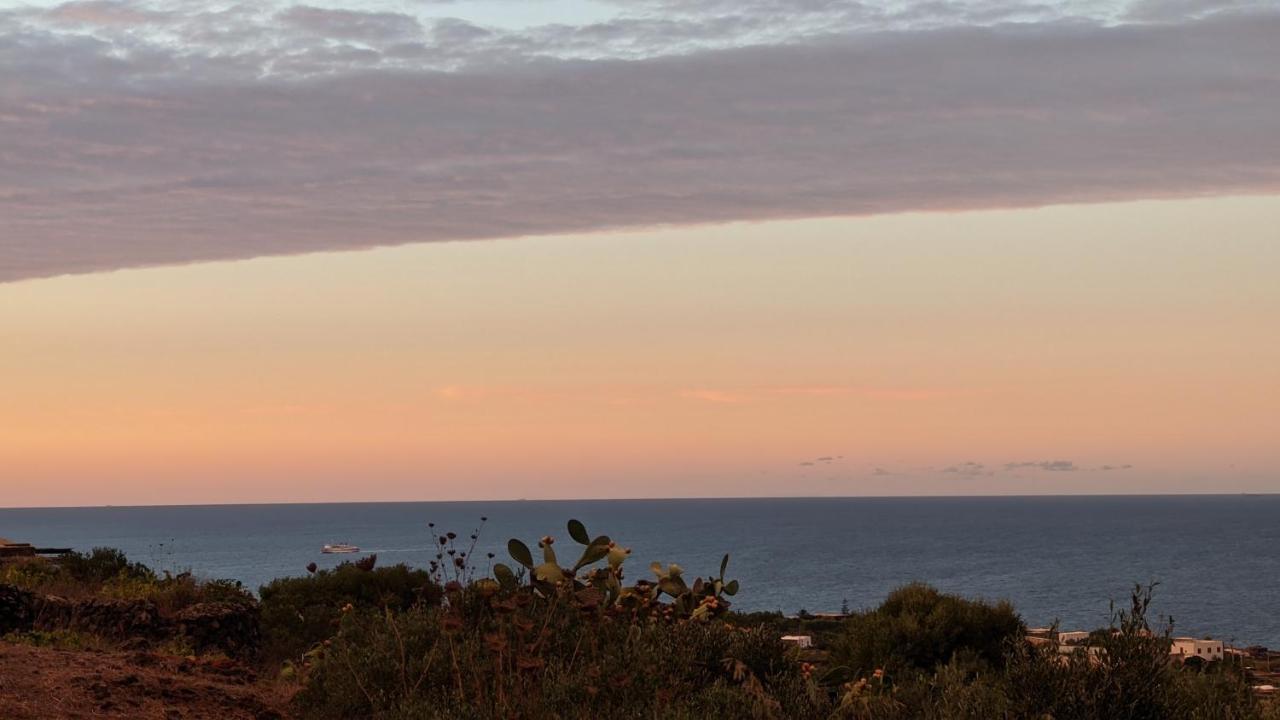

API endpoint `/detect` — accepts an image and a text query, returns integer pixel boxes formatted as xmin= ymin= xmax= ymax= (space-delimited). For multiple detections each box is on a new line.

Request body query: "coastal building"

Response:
xmin=1172 ymin=638 xmax=1224 ymax=662
xmin=0 ymin=538 xmax=36 ymax=559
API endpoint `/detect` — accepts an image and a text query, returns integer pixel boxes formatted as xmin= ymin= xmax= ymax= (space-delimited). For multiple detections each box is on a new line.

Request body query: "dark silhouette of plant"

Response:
xmin=494 ymin=518 xmax=739 ymax=622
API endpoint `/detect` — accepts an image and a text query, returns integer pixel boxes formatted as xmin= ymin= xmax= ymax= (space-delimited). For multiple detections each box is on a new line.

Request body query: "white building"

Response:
xmin=781 ymin=635 xmax=814 ymax=649
xmin=1171 ymin=638 xmax=1224 ymax=662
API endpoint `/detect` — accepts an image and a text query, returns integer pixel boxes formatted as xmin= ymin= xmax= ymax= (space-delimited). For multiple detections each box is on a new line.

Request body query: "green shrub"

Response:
xmin=0 ymin=557 xmax=63 ymax=590
xmin=4 ymin=549 xmax=253 ymax=615
xmin=3 ymin=550 xmax=158 ymax=597
xmin=101 ymin=572 xmax=254 ymax=614
xmin=258 ymin=561 xmax=441 ymax=664
xmin=59 ymin=547 xmax=156 ymax=585
xmin=831 ymin=583 xmax=1024 ymax=676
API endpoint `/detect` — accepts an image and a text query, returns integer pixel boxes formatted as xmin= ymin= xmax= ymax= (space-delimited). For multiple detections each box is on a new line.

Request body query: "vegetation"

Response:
xmin=58 ymin=547 xmax=154 ymax=585
xmin=258 ymin=557 xmax=441 ymax=664
xmin=285 ymin=521 xmax=1278 ymax=719
xmin=990 ymin=585 xmax=1269 ymax=720
xmin=1 ymin=628 xmax=110 ymax=652
xmin=4 ymin=526 xmax=1277 ymax=719
xmin=295 ymin=602 xmax=818 ymax=719
xmin=830 ymin=582 xmax=1024 ymax=675
xmin=292 ymin=520 xmax=803 ymax=719
xmin=1 ymin=547 xmax=253 ymax=613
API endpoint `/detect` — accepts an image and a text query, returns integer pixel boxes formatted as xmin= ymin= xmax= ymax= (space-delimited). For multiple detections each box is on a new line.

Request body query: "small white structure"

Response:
xmin=781 ymin=635 xmax=814 ymax=649
xmin=1171 ymin=637 xmax=1223 ymax=662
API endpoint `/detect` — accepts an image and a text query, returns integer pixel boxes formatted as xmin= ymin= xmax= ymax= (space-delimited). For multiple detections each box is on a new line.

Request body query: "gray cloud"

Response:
xmin=278 ymin=6 xmax=424 ymax=44
xmin=1002 ymin=460 xmax=1136 ymax=472
xmin=42 ymin=0 xmax=175 ymax=26
xmin=2 ymin=6 xmax=1279 ymax=282
xmin=799 ymin=455 xmax=840 ymax=466
xmin=1004 ymin=460 xmax=1080 ymax=472
xmin=943 ymin=462 xmax=989 ymax=476
xmin=1123 ymin=0 xmax=1272 ymax=21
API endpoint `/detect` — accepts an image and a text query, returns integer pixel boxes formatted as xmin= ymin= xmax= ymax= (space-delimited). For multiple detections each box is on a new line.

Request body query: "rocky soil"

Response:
xmin=0 ymin=642 xmax=291 ymax=720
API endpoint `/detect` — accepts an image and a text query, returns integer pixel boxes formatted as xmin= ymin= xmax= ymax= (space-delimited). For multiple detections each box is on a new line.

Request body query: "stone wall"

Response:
xmin=0 ymin=583 xmax=260 ymax=658
xmin=174 ymin=602 xmax=261 ymax=657
xmin=33 ymin=595 xmax=166 ymax=641
xmin=0 ymin=584 xmax=36 ymax=634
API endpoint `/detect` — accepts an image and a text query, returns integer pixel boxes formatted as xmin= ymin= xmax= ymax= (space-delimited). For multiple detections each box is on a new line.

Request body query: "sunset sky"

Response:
xmin=2 ymin=0 xmax=1278 ymax=506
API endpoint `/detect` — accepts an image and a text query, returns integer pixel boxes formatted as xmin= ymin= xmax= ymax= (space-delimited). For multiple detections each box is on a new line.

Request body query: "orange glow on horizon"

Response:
xmin=2 ymin=195 xmax=1278 ymax=506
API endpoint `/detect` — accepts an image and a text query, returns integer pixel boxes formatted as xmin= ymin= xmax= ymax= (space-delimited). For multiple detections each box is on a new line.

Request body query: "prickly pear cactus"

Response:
xmin=496 ymin=520 xmax=738 ymax=622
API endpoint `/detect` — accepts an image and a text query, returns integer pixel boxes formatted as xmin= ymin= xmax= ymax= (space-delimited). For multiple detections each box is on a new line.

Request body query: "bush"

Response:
xmin=100 ymin=572 xmax=254 ymax=614
xmin=294 ymin=594 xmax=817 ymax=720
xmin=258 ymin=561 xmax=441 ymax=664
xmin=1 ymin=558 xmax=63 ymax=590
xmin=4 ymin=549 xmax=254 ymax=613
xmin=59 ymin=547 xmax=156 ymax=585
xmin=831 ymin=583 xmax=1024 ymax=676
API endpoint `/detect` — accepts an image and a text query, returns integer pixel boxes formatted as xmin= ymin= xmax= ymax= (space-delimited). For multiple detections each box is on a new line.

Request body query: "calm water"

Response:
xmin=2 ymin=496 xmax=1277 ymax=646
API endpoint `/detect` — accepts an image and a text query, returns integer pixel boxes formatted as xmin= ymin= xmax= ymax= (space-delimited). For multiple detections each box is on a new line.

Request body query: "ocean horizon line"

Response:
xmin=4 ymin=490 xmax=1275 ymax=512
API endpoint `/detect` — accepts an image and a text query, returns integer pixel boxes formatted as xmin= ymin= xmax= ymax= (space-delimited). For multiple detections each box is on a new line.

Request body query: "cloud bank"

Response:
xmin=2 ymin=2 xmax=1279 ymax=282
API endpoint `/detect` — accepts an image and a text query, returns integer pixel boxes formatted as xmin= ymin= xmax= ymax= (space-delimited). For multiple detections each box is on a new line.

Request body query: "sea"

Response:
xmin=2 ymin=495 xmax=1277 ymax=646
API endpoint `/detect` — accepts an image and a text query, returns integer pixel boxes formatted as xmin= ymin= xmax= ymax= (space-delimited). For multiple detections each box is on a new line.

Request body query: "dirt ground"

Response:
xmin=0 ymin=642 xmax=292 ymax=720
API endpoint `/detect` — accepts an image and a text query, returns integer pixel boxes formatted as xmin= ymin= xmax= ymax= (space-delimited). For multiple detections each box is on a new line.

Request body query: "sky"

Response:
xmin=1 ymin=0 xmax=1278 ymax=506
